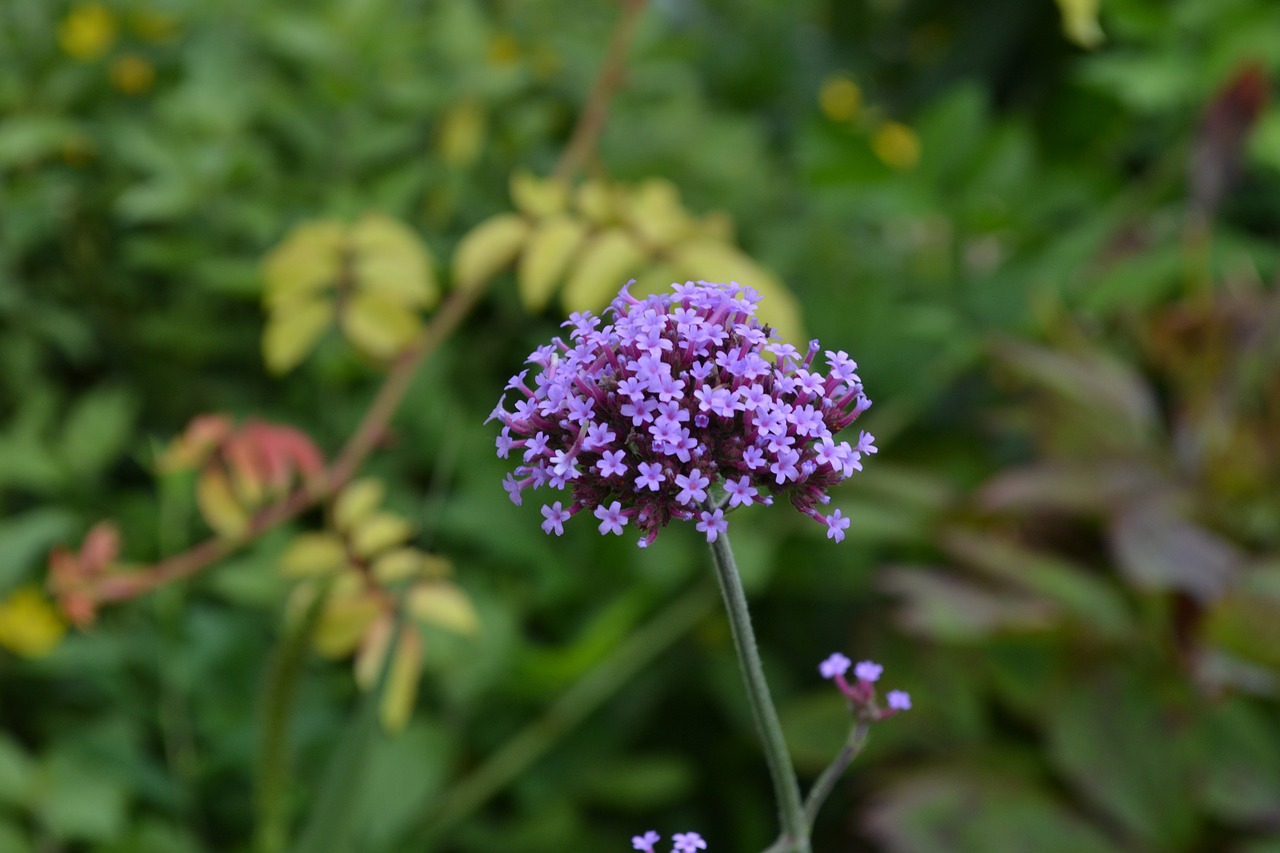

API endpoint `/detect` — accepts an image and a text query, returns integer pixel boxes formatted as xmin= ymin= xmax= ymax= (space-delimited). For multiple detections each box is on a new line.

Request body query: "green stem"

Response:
xmin=802 ymin=720 xmax=870 ymax=826
xmin=707 ymin=524 xmax=810 ymax=853
xmin=254 ymin=586 xmax=330 ymax=853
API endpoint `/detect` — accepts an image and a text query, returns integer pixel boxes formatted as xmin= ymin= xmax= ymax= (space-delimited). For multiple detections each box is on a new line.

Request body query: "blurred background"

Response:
xmin=3 ymin=0 xmax=1280 ymax=850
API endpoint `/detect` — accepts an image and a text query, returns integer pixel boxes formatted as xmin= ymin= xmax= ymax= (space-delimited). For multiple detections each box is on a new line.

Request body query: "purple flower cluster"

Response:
xmin=632 ymin=830 xmax=707 ymax=852
xmin=819 ymin=653 xmax=911 ymax=719
xmin=490 ymin=281 xmax=875 ymax=548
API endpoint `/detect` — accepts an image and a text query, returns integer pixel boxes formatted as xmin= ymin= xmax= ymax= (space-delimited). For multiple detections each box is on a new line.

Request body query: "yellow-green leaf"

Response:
xmin=510 ymin=169 xmax=569 ymax=219
xmin=1055 ymin=0 xmax=1104 ymax=48
xmin=371 ymin=547 xmax=423 ymax=584
xmin=313 ymin=588 xmax=381 ymax=658
xmin=340 ymin=291 xmax=421 ymax=360
xmin=517 ymin=214 xmax=587 ymax=311
xmin=624 ymin=179 xmax=694 ymax=249
xmin=452 ymin=213 xmax=530 ymax=292
xmin=379 ymin=628 xmax=422 ymax=732
xmin=333 ymin=478 xmax=384 ymax=533
xmin=575 ymin=180 xmax=618 ymax=224
xmin=354 ymin=612 xmax=393 ymax=688
xmin=262 ymin=220 xmax=345 ymax=302
xmin=349 ymin=213 xmax=438 ymax=309
xmin=279 ymin=532 xmax=349 ymax=578
xmin=196 ymin=468 xmax=250 ymax=538
xmin=668 ymin=239 xmax=806 ymax=345
xmin=408 ymin=581 xmax=479 ymax=635
xmin=350 ymin=511 xmax=413 ymax=559
xmin=561 ymin=229 xmax=645 ymax=313
xmin=263 ymin=296 xmax=335 ymax=374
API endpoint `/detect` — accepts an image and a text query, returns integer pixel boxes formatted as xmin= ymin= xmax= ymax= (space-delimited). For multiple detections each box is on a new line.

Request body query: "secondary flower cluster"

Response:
xmin=490 ymin=281 xmax=875 ymax=548
xmin=819 ymin=653 xmax=911 ymax=720
xmin=632 ymin=830 xmax=707 ymax=852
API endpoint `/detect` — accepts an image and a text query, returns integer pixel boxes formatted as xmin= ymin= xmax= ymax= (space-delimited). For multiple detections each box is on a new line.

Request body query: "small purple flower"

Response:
xmin=887 ymin=690 xmax=912 ymax=711
xmin=674 ymin=468 xmax=710 ymax=506
xmin=672 ymin=832 xmax=708 ymax=852
xmin=491 ymin=281 xmax=873 ymax=546
xmin=819 ymin=652 xmax=851 ymax=680
xmin=597 ymin=449 xmax=628 ymax=478
xmin=854 ymin=660 xmax=883 ymax=683
xmin=696 ymin=508 xmax=728 ymax=543
xmin=632 ymin=831 xmax=661 ymax=852
xmin=825 ymin=509 xmax=850 ymax=543
xmin=636 ymin=461 xmax=666 ymax=491
xmin=724 ymin=476 xmax=758 ymax=508
xmin=540 ymin=502 xmax=570 ymax=536
xmin=595 ymin=501 xmax=628 ymax=536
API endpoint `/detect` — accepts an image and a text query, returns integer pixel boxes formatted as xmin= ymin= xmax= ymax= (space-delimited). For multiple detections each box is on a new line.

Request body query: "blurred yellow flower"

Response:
xmin=129 ymin=9 xmax=180 ymax=43
xmin=487 ymin=33 xmax=521 ymax=67
xmin=110 ymin=53 xmax=155 ymax=94
xmin=872 ymin=121 xmax=921 ymax=170
xmin=58 ymin=3 xmax=118 ymax=61
xmin=819 ymin=75 xmax=862 ymax=123
xmin=0 ymin=587 xmax=67 ymax=658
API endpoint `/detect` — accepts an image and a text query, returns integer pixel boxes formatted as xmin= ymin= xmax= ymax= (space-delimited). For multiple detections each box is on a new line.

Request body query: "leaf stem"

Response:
xmin=707 ymin=523 xmax=809 ymax=853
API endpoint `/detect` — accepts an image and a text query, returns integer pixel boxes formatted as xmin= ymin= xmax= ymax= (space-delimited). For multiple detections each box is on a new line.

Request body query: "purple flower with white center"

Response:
xmin=887 ymin=690 xmax=912 ymax=711
xmin=491 ymin=281 xmax=874 ymax=546
xmin=819 ymin=652 xmax=851 ymax=679
xmin=672 ymin=832 xmax=708 ymax=852
xmin=854 ymin=660 xmax=883 ymax=682
xmin=632 ymin=831 xmax=660 ymax=852
xmin=674 ymin=469 xmax=710 ymax=506
xmin=696 ymin=508 xmax=727 ymax=543
xmin=594 ymin=501 xmax=628 ymax=536
xmin=540 ymin=502 xmax=570 ymax=536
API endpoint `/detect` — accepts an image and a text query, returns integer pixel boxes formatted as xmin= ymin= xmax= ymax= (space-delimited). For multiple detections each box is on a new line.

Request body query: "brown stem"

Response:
xmin=93 ymin=285 xmax=482 ymax=604
xmin=550 ymin=0 xmax=647 ymax=182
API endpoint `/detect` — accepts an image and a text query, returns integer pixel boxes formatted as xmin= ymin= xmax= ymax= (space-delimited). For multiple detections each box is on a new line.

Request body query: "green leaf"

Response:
xmin=0 ymin=507 xmax=77 ymax=590
xmin=0 ymin=736 xmax=31 ymax=806
xmin=59 ymin=386 xmax=137 ymax=479
xmin=33 ymin=750 xmax=128 ymax=843
xmin=1046 ymin=669 xmax=1199 ymax=849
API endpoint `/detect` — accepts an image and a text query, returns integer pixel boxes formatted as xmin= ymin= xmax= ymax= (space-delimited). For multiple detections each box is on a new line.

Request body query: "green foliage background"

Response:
xmin=4 ymin=0 xmax=1280 ymax=851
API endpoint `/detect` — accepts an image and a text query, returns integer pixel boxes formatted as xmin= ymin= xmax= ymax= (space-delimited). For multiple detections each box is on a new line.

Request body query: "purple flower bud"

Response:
xmin=819 ymin=652 xmax=852 ymax=680
xmin=854 ymin=660 xmax=883 ymax=683
xmin=887 ymin=690 xmax=912 ymax=711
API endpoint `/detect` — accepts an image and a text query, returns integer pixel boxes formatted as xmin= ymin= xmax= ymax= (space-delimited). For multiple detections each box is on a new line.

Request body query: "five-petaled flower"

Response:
xmin=490 ymin=281 xmax=874 ymax=547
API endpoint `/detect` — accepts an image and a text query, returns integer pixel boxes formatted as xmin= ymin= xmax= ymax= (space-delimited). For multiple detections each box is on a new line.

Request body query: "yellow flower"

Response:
xmin=58 ymin=3 xmax=118 ymax=61
xmin=110 ymin=53 xmax=155 ymax=94
xmin=872 ymin=121 xmax=921 ymax=170
xmin=0 ymin=587 xmax=67 ymax=658
xmin=129 ymin=9 xmax=179 ymax=43
xmin=486 ymin=33 xmax=521 ymax=67
xmin=819 ymin=75 xmax=862 ymax=123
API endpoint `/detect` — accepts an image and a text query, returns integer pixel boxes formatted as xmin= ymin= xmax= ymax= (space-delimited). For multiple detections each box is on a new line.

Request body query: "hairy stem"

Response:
xmin=707 ymin=525 xmax=810 ymax=853
xmin=803 ymin=720 xmax=870 ymax=827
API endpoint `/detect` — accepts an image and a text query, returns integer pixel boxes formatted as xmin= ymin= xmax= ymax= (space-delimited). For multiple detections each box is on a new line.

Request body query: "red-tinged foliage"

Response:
xmin=1190 ymin=61 xmax=1271 ymax=222
xmin=47 ymin=520 xmax=121 ymax=628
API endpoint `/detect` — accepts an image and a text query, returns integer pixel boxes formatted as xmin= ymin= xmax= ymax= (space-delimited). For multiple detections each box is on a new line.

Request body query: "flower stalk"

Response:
xmin=707 ymin=524 xmax=810 ymax=853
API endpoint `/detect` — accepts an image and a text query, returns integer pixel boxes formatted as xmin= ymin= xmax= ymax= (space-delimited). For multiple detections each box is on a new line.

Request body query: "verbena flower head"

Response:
xmin=490 ymin=281 xmax=874 ymax=548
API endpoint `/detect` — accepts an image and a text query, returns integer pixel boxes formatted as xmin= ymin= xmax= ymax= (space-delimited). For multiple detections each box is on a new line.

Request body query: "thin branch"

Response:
xmin=550 ymin=0 xmax=647 ymax=182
